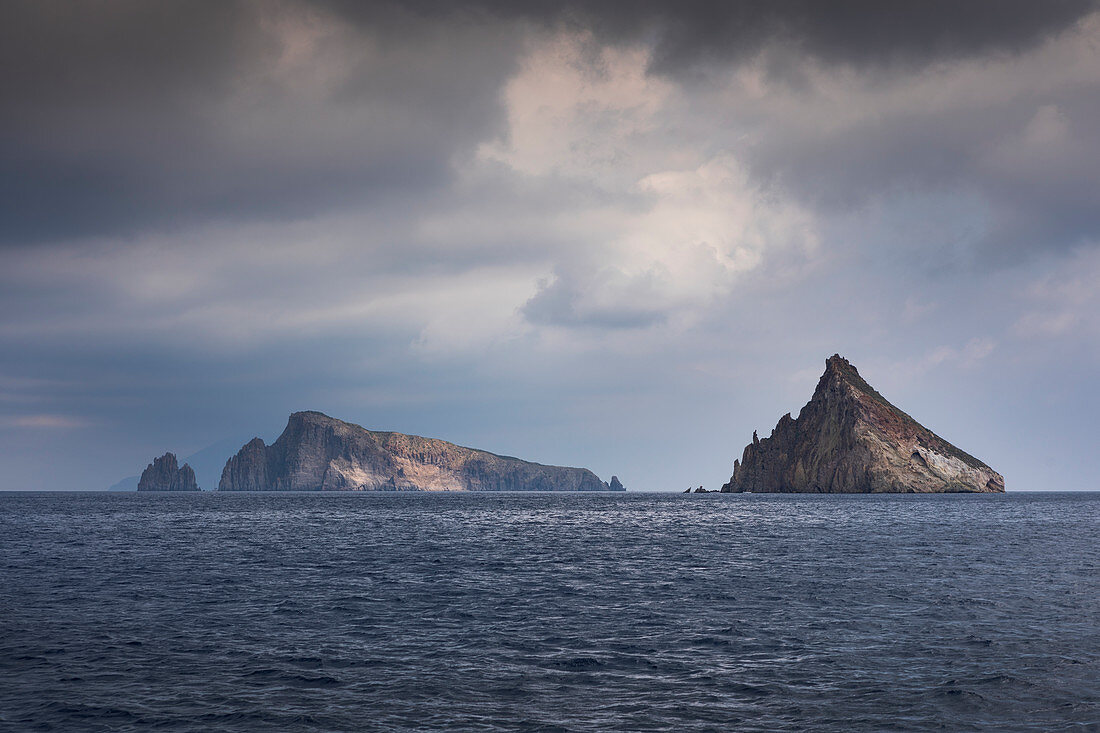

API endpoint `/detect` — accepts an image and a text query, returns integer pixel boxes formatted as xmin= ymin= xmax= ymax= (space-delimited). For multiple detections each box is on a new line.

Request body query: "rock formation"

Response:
xmin=721 ymin=355 xmax=1004 ymax=493
xmin=218 ymin=411 xmax=621 ymax=492
xmin=137 ymin=452 xmax=200 ymax=491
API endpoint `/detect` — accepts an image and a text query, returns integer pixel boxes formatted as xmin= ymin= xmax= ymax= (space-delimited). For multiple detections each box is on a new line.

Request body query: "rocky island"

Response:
xmin=137 ymin=452 xmax=200 ymax=491
xmin=218 ymin=411 xmax=621 ymax=492
xmin=721 ymin=355 xmax=1004 ymax=493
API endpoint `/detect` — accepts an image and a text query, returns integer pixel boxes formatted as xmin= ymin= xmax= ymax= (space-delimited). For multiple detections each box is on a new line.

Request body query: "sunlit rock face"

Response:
xmin=218 ymin=411 xmax=617 ymax=492
xmin=722 ymin=355 xmax=1005 ymax=494
xmin=137 ymin=452 xmax=200 ymax=491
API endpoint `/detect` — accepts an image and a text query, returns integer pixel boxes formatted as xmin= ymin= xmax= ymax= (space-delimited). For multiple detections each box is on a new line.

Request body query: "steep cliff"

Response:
xmin=721 ymin=355 xmax=1004 ymax=493
xmin=218 ymin=411 xmax=618 ymax=492
xmin=137 ymin=452 xmax=200 ymax=491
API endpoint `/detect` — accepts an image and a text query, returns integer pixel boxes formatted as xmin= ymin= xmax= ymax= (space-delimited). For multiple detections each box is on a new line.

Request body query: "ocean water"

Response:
xmin=0 ymin=491 xmax=1097 ymax=732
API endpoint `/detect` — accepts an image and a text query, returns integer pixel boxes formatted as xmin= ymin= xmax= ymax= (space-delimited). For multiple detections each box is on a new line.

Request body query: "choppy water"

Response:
xmin=1 ymin=491 xmax=1097 ymax=732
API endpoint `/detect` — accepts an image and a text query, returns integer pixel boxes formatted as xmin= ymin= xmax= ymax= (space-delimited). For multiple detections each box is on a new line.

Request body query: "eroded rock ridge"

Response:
xmin=218 ymin=411 xmax=619 ymax=492
xmin=721 ymin=355 xmax=1004 ymax=493
xmin=137 ymin=452 xmax=200 ymax=491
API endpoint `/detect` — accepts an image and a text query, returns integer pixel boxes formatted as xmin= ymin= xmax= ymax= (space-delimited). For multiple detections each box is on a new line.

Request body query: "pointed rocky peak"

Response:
xmin=824 ymin=353 xmax=855 ymax=376
xmin=721 ymin=354 xmax=1004 ymax=493
xmin=155 ymin=451 xmax=178 ymax=473
xmin=813 ymin=354 xmax=922 ymax=430
xmin=816 ymin=354 xmax=876 ymax=398
xmin=219 ymin=437 xmax=271 ymax=491
xmin=178 ymin=462 xmax=198 ymax=489
xmin=222 ymin=437 xmax=267 ymax=464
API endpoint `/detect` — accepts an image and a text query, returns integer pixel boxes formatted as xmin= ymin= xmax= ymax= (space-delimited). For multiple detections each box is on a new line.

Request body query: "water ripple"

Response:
xmin=0 ymin=491 xmax=1098 ymax=731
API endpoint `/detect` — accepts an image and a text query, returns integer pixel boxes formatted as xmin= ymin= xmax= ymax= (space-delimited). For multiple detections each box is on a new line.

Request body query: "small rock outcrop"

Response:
xmin=609 ymin=476 xmax=625 ymax=492
xmin=137 ymin=452 xmax=200 ymax=491
xmin=721 ymin=355 xmax=1005 ymax=494
xmin=219 ymin=411 xmax=618 ymax=492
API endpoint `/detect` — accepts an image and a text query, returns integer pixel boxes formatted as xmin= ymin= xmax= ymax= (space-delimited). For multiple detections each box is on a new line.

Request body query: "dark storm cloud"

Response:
xmin=0 ymin=0 xmax=523 ymax=244
xmin=2 ymin=0 xmax=1095 ymax=245
xmin=1 ymin=1 xmax=256 ymax=241
xmin=728 ymin=41 xmax=1100 ymax=261
xmin=638 ymin=0 xmax=1097 ymax=73
xmin=360 ymin=0 xmax=1098 ymax=71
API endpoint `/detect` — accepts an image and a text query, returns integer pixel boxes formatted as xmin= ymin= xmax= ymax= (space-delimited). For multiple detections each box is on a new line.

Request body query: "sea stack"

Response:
xmin=137 ymin=452 xmax=200 ymax=491
xmin=218 ymin=411 xmax=620 ymax=492
xmin=721 ymin=355 xmax=1004 ymax=493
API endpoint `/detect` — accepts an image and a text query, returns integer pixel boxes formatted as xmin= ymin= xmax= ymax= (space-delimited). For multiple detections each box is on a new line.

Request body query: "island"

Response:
xmin=721 ymin=355 xmax=1005 ymax=493
xmin=217 ymin=410 xmax=622 ymax=492
xmin=137 ymin=452 xmax=200 ymax=491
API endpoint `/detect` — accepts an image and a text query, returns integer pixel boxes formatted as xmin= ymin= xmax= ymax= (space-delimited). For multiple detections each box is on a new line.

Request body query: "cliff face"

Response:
xmin=218 ymin=411 xmax=618 ymax=492
xmin=137 ymin=452 xmax=200 ymax=491
xmin=721 ymin=355 xmax=1005 ymax=494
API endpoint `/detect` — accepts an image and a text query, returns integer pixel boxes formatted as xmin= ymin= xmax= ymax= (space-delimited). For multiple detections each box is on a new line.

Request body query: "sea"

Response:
xmin=1 ymin=491 xmax=1097 ymax=732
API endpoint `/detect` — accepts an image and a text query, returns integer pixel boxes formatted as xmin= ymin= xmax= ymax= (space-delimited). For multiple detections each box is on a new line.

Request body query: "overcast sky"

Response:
xmin=2 ymin=0 xmax=1099 ymax=491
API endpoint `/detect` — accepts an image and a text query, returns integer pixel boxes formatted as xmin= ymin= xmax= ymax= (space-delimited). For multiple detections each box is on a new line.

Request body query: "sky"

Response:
xmin=2 ymin=0 xmax=1099 ymax=491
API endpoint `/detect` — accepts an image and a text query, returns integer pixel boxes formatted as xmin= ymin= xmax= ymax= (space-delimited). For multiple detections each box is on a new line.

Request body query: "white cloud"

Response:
xmin=480 ymin=30 xmax=819 ymax=330
xmin=0 ymin=217 xmax=549 ymax=358
xmin=478 ymin=30 xmax=676 ymax=185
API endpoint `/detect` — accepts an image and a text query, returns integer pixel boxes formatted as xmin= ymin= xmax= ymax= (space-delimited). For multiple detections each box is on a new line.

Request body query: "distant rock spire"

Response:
xmin=137 ymin=452 xmax=200 ymax=491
